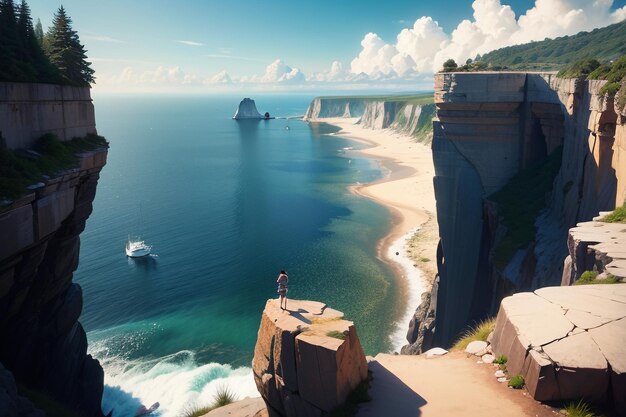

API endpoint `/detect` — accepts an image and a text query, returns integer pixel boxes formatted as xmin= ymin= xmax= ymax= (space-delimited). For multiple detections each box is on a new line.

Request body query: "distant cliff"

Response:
xmin=304 ymin=95 xmax=435 ymax=142
xmin=405 ymin=72 xmax=625 ymax=351
xmin=0 ymin=83 xmax=106 ymax=416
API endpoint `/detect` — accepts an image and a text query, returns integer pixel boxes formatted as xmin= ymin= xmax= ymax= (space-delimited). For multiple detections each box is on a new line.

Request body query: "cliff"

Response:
xmin=0 ymin=83 xmax=106 ymax=416
xmin=252 ymin=299 xmax=368 ymax=417
xmin=0 ymin=82 xmax=97 ymax=150
xmin=304 ymin=96 xmax=435 ymax=142
xmin=406 ymin=72 xmax=625 ymax=351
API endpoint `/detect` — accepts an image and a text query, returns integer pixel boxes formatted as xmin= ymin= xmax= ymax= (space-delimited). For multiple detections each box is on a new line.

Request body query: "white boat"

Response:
xmin=126 ymin=238 xmax=151 ymax=258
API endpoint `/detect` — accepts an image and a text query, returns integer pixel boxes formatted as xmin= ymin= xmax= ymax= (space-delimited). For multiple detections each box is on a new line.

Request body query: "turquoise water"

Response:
xmin=75 ymin=94 xmax=402 ymax=415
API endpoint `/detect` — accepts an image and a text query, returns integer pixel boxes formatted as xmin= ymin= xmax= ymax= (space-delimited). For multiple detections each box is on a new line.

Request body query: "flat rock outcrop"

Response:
xmin=252 ymin=299 xmax=368 ymax=417
xmin=490 ymin=285 xmax=626 ymax=413
xmin=562 ymin=212 xmax=626 ymax=284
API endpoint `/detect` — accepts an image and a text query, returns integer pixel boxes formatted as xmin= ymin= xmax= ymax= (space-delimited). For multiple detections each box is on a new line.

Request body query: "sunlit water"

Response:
xmin=75 ymin=94 xmax=406 ymax=416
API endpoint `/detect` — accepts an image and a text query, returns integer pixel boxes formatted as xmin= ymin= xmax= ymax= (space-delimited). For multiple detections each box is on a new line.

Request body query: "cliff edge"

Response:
xmin=252 ymin=299 xmax=368 ymax=417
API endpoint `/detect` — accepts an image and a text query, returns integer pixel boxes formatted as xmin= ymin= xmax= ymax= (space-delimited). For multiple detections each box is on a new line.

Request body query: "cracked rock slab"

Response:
xmin=491 ymin=285 xmax=626 ymax=413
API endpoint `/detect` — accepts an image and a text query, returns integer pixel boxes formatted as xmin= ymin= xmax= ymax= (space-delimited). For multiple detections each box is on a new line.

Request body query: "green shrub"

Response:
xmin=180 ymin=385 xmax=236 ymax=417
xmin=508 ymin=375 xmax=525 ymax=389
xmin=599 ymin=82 xmax=621 ymax=97
xmin=563 ymin=399 xmax=598 ymax=417
xmin=599 ymin=205 xmax=626 ymax=223
xmin=494 ymin=355 xmax=508 ymax=365
xmin=452 ymin=318 xmax=496 ymax=351
xmin=575 ymin=271 xmax=621 ymax=285
xmin=327 ymin=330 xmax=346 ymax=340
xmin=557 ymin=58 xmax=601 ymax=78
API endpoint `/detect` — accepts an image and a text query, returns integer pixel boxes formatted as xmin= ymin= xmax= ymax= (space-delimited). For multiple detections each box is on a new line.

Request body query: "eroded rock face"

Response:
xmin=561 ymin=213 xmax=626 ymax=285
xmin=0 ymin=149 xmax=107 ymax=416
xmin=491 ymin=285 xmax=626 ymax=414
xmin=252 ymin=299 xmax=368 ymax=417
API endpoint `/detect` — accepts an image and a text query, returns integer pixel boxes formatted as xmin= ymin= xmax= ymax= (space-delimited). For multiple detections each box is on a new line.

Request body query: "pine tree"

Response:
xmin=34 ymin=17 xmax=43 ymax=45
xmin=44 ymin=5 xmax=95 ymax=86
xmin=17 ymin=0 xmax=59 ymax=82
xmin=0 ymin=0 xmax=20 ymax=80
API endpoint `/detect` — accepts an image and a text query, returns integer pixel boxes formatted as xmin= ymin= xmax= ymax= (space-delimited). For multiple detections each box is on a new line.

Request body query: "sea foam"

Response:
xmin=90 ymin=341 xmax=258 ymax=416
xmin=387 ymin=227 xmax=427 ymax=352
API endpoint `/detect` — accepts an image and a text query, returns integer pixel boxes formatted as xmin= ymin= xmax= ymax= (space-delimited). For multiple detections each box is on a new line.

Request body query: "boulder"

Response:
xmin=465 ymin=341 xmax=487 ymax=355
xmin=491 ymin=285 xmax=626 ymax=413
xmin=252 ymin=299 xmax=368 ymax=417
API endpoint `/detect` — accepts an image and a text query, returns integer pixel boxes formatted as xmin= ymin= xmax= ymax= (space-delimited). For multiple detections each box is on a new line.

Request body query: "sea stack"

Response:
xmin=233 ymin=97 xmax=264 ymax=119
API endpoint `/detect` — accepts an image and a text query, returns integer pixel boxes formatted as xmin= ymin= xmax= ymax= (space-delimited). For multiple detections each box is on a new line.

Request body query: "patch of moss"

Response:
xmin=575 ymin=271 xmax=621 ymax=285
xmin=327 ymin=330 xmax=347 ymax=340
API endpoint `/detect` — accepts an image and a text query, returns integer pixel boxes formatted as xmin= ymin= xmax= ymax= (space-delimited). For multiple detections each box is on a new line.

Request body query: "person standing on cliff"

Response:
xmin=277 ymin=270 xmax=289 ymax=311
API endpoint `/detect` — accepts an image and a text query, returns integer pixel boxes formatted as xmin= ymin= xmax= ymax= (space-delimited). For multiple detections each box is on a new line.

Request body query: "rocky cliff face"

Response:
xmin=0 ymin=82 xmax=96 ymax=150
xmin=252 ymin=299 xmax=368 ymax=417
xmin=408 ymin=72 xmax=625 ymax=351
xmin=0 ymin=148 xmax=107 ymax=415
xmin=1 ymin=82 xmax=105 ymax=415
xmin=304 ymin=97 xmax=435 ymax=142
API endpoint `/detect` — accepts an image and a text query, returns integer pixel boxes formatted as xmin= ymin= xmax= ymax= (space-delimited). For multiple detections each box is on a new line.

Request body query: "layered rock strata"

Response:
xmin=490 ymin=285 xmax=626 ymax=414
xmin=413 ymin=72 xmax=625 ymax=351
xmin=0 ymin=82 xmax=96 ymax=150
xmin=304 ymin=97 xmax=435 ymax=141
xmin=562 ymin=212 xmax=626 ymax=284
xmin=252 ymin=299 xmax=368 ymax=417
xmin=0 ymin=149 xmax=107 ymax=416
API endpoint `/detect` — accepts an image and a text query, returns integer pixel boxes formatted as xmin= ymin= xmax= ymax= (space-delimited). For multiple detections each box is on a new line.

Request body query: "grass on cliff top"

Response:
xmin=574 ymin=270 xmax=622 ymax=286
xmin=452 ymin=318 xmax=496 ymax=351
xmin=315 ymin=92 xmax=433 ymax=105
xmin=489 ymin=146 xmax=563 ymax=269
xmin=181 ymin=385 xmax=236 ymax=417
xmin=598 ymin=205 xmax=626 ymax=223
xmin=0 ymin=133 xmax=107 ymax=201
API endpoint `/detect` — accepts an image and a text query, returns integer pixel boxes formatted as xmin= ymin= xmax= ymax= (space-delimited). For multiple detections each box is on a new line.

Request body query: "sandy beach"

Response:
xmin=314 ymin=117 xmax=439 ymax=350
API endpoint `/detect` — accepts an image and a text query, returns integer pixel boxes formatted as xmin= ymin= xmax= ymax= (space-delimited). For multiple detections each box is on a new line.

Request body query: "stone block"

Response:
xmin=35 ymin=187 xmax=75 ymax=239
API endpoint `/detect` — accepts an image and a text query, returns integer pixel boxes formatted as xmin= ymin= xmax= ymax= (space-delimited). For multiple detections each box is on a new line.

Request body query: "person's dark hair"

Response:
xmin=280 ymin=270 xmax=286 ymax=274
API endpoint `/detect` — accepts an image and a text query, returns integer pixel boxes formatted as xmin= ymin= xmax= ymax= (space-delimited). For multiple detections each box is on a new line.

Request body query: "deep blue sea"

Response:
xmin=75 ymin=94 xmax=403 ymax=416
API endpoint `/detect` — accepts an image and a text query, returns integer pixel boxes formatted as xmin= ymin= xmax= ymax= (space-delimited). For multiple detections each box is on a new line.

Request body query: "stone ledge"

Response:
xmin=491 ymin=285 xmax=626 ymax=413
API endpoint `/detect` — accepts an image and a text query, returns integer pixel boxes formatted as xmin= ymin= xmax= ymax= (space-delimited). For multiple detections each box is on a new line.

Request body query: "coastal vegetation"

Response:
xmin=0 ymin=133 xmax=108 ymax=201
xmin=181 ymin=385 xmax=236 ymax=417
xmin=599 ymin=204 xmax=626 ymax=223
xmin=574 ymin=271 xmax=621 ymax=286
xmin=493 ymin=355 xmax=507 ymax=365
xmin=0 ymin=0 xmax=94 ymax=85
xmin=563 ymin=399 xmax=602 ymax=417
xmin=452 ymin=318 xmax=495 ymax=351
xmin=507 ymin=375 xmax=525 ymax=389
xmin=327 ymin=330 xmax=347 ymax=340
xmin=490 ymin=146 xmax=563 ymax=268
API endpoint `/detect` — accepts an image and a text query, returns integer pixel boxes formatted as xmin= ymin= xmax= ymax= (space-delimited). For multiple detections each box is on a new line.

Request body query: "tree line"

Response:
xmin=0 ymin=0 xmax=94 ymax=86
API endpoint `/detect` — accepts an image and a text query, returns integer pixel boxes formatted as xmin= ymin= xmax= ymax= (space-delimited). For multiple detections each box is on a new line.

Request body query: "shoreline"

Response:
xmin=314 ymin=117 xmax=438 ymax=352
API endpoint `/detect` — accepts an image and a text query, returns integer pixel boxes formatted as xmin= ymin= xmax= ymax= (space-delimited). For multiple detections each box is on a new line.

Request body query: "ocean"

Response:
xmin=75 ymin=94 xmax=406 ymax=416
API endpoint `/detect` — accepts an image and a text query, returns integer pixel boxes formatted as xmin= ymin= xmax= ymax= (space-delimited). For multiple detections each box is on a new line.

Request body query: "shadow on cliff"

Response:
xmin=358 ymin=360 xmax=426 ymax=416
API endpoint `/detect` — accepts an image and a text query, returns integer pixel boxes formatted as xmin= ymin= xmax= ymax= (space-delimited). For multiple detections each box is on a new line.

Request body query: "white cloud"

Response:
xmin=351 ymin=0 xmax=626 ymax=75
xmin=260 ymin=59 xmax=306 ymax=83
xmin=84 ymin=35 xmax=125 ymax=43
xmin=207 ymin=70 xmax=233 ymax=84
xmin=176 ymin=40 xmax=204 ymax=46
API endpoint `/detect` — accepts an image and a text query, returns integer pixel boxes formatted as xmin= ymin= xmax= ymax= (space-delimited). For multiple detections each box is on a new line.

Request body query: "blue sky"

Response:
xmin=26 ymin=0 xmax=626 ymax=92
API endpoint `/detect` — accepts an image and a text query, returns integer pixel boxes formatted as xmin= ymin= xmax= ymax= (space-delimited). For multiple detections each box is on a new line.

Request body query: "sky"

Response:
xmin=26 ymin=0 xmax=626 ymax=93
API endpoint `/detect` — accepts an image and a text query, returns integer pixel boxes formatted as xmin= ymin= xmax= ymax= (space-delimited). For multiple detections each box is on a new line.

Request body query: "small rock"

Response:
xmin=497 ymin=377 xmax=508 ymax=383
xmin=495 ymin=370 xmax=506 ymax=378
xmin=465 ymin=340 xmax=488 ymax=355
xmin=486 ymin=331 xmax=494 ymax=344
xmin=424 ymin=347 xmax=448 ymax=358
xmin=482 ymin=354 xmax=495 ymax=364
xmin=475 ymin=347 xmax=489 ymax=356
xmin=486 ymin=345 xmax=492 ymax=354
